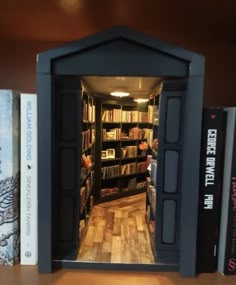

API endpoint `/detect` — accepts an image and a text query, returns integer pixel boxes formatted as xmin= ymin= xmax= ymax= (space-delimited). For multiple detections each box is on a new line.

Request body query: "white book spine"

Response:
xmin=20 ymin=94 xmax=38 ymax=265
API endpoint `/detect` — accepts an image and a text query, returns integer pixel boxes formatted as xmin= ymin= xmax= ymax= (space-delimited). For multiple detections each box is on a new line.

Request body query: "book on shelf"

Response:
xmin=100 ymin=187 xmax=119 ymax=198
xmin=20 ymin=93 xmax=38 ymax=265
xmin=82 ymin=100 xmax=88 ymax=121
xmin=125 ymin=146 xmax=137 ymax=158
xmin=148 ymin=105 xmax=158 ymax=124
xmin=197 ymin=107 xmax=225 ymax=273
xmin=142 ymin=128 xmax=153 ymax=145
xmin=218 ymin=107 xmax=236 ymax=275
xmin=101 ymin=165 xmax=120 ymax=179
xmin=150 ymin=159 xmax=157 ymax=186
xmin=0 ymin=90 xmax=20 ymax=265
xmin=122 ymin=110 xmax=145 ymax=122
xmin=88 ymin=103 xmax=95 ymax=122
xmin=102 ymin=108 xmax=121 ymax=122
xmin=138 ymin=111 xmax=148 ymax=123
xmin=82 ymin=129 xmax=91 ymax=151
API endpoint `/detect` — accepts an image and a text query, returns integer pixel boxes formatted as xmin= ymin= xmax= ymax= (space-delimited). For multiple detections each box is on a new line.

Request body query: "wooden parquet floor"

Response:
xmin=77 ymin=193 xmax=155 ymax=264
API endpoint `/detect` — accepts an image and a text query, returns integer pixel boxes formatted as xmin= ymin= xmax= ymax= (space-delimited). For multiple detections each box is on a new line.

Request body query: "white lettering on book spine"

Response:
xmin=204 ymin=128 xmax=217 ymax=209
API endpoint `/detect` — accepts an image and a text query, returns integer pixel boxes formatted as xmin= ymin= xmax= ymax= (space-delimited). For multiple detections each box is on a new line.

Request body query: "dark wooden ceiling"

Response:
xmin=0 ymin=0 xmax=236 ymax=43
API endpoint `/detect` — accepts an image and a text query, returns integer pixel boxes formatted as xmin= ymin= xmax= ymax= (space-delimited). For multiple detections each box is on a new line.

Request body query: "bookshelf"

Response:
xmin=93 ymin=100 xmax=151 ymax=202
xmin=79 ymin=91 xmax=96 ymax=240
xmin=145 ymin=93 xmax=159 ymax=260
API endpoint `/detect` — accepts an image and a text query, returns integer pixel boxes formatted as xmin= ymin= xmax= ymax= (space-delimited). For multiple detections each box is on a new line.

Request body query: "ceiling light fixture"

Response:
xmin=134 ymin=98 xmax=149 ymax=103
xmin=110 ymin=91 xmax=130 ymax=97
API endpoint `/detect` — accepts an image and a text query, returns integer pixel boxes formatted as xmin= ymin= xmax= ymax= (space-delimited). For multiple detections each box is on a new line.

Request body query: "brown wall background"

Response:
xmin=0 ymin=38 xmax=235 ymax=107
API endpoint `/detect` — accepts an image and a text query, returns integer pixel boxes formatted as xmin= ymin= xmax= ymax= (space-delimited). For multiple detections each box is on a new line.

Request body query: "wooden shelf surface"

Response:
xmin=0 ymin=266 xmax=236 ymax=285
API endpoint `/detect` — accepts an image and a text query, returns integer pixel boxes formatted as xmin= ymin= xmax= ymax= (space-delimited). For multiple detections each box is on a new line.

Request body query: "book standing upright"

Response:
xmin=197 ymin=107 xmax=225 ymax=272
xmin=218 ymin=108 xmax=236 ymax=274
xmin=20 ymin=93 xmax=38 ymax=265
xmin=0 ymin=90 xmax=20 ymax=265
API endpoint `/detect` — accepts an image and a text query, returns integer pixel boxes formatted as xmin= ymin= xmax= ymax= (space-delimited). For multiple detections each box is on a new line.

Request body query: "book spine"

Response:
xmin=20 ymin=94 xmax=38 ymax=265
xmin=197 ymin=108 xmax=225 ymax=273
xmin=217 ymin=108 xmax=236 ymax=274
xmin=224 ymin=112 xmax=236 ymax=274
xmin=0 ymin=90 xmax=20 ymax=265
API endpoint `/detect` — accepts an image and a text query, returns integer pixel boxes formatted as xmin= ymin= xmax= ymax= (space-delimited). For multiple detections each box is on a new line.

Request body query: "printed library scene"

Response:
xmin=74 ymin=76 xmax=160 ymax=264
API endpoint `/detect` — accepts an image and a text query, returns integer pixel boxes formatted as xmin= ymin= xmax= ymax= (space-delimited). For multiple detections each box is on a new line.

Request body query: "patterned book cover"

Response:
xmin=20 ymin=93 xmax=38 ymax=265
xmin=0 ymin=90 xmax=20 ymax=265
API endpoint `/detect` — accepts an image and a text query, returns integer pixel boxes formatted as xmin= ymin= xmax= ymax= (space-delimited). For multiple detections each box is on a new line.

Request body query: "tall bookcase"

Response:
xmin=146 ymin=93 xmax=160 ymax=260
xmin=79 ymin=91 xmax=96 ymax=240
xmin=93 ymin=99 xmax=152 ymax=202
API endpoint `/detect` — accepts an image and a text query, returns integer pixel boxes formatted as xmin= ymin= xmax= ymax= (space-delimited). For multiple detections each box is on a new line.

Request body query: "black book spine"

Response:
xmin=224 ymin=118 xmax=236 ymax=274
xmin=197 ymin=108 xmax=225 ymax=273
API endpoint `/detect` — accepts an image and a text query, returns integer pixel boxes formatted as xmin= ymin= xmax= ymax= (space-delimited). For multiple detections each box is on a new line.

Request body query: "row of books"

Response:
xmin=102 ymin=109 xmax=149 ymax=122
xmin=102 ymin=127 xmax=152 ymax=142
xmin=102 ymin=128 xmax=121 ymax=141
xmin=0 ymin=90 xmax=37 ymax=265
xmin=100 ymin=187 xmax=119 ymax=198
xmin=82 ymin=100 xmax=95 ymax=122
xmin=80 ymin=177 xmax=93 ymax=214
xmin=148 ymin=105 xmax=159 ymax=124
xmin=82 ymin=129 xmax=94 ymax=151
xmin=121 ymin=179 xmax=147 ymax=192
xmin=101 ymin=165 xmax=120 ymax=179
xmin=100 ymin=179 xmax=147 ymax=198
xmin=101 ymin=161 xmax=147 ymax=179
xmin=121 ymin=146 xmax=137 ymax=158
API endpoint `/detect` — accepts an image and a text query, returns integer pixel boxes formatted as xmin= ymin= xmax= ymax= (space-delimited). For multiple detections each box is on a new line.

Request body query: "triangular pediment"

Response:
xmin=37 ymin=26 xmax=203 ymax=76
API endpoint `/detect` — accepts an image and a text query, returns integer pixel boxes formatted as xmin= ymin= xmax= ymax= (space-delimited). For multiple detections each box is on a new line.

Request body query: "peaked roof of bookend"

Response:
xmin=37 ymin=26 xmax=204 ymax=76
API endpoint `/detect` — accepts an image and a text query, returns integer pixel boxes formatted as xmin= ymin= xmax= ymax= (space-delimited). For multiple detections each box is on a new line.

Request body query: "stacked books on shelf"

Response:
xmin=142 ymin=128 xmax=153 ymax=146
xmin=148 ymin=105 xmax=159 ymax=124
xmin=82 ymin=130 xmax=91 ymax=151
xmin=102 ymin=128 xmax=121 ymax=141
xmin=80 ymin=176 xmax=93 ymax=214
xmin=100 ymin=187 xmax=119 ymax=198
xmin=138 ymin=111 xmax=148 ymax=122
xmin=122 ymin=110 xmax=139 ymax=122
xmin=102 ymin=108 xmax=121 ymax=122
xmin=83 ymin=100 xmax=95 ymax=122
xmin=102 ymin=109 xmax=149 ymax=123
xmin=121 ymin=162 xmax=137 ymax=175
xmin=137 ymin=161 xmax=147 ymax=173
xmin=101 ymin=165 xmax=120 ymax=179
xmin=128 ymin=127 xmax=145 ymax=139
xmin=124 ymin=146 xmax=137 ymax=158
xmin=88 ymin=103 xmax=95 ymax=122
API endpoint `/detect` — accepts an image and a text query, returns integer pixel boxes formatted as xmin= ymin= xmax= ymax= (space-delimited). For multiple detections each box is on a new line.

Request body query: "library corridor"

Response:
xmin=77 ymin=193 xmax=155 ymax=264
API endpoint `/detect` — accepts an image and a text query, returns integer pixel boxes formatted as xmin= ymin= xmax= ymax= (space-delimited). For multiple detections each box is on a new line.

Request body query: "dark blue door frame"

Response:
xmin=37 ymin=26 xmax=204 ymax=277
